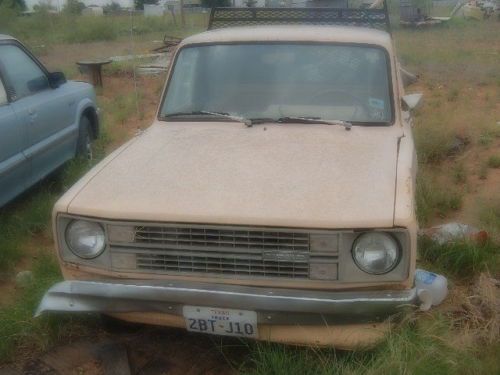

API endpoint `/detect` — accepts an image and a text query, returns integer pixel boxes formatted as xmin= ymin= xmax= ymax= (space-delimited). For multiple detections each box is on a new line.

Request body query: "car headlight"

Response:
xmin=352 ymin=232 xmax=400 ymax=274
xmin=66 ymin=220 xmax=106 ymax=259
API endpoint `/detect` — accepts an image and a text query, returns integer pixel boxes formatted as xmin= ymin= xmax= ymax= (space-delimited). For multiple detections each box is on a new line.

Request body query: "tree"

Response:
xmin=103 ymin=1 xmax=121 ymax=14
xmin=63 ymin=0 xmax=85 ymax=15
xmin=135 ymin=0 xmax=158 ymax=10
xmin=0 ymin=0 xmax=26 ymax=11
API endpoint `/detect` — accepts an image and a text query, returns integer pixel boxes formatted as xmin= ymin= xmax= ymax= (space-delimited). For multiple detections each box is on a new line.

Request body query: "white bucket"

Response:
xmin=415 ymin=269 xmax=448 ymax=311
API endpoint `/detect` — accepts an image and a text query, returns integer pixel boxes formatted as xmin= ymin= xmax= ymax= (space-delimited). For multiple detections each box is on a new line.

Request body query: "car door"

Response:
xmin=0 ymin=42 xmax=76 ymax=186
xmin=0 ymin=71 xmax=30 ymax=207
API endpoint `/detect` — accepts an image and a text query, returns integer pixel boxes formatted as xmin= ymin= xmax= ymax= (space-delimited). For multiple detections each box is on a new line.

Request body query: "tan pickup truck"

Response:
xmin=37 ymin=6 xmax=425 ymax=349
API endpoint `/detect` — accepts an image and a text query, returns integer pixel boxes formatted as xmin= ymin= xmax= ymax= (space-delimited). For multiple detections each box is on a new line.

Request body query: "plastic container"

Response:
xmin=415 ymin=269 xmax=448 ymax=311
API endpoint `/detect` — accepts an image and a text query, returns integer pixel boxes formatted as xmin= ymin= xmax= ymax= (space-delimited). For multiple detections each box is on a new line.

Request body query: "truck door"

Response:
xmin=0 ymin=42 xmax=75 ymax=186
xmin=0 ymin=71 xmax=30 ymax=207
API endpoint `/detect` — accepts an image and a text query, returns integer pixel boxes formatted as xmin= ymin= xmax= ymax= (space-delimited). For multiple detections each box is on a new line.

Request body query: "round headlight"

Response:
xmin=352 ymin=232 xmax=400 ymax=274
xmin=66 ymin=220 xmax=105 ymax=259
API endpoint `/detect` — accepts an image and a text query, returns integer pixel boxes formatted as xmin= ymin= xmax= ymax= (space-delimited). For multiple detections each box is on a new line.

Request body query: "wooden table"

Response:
xmin=76 ymin=59 xmax=112 ymax=88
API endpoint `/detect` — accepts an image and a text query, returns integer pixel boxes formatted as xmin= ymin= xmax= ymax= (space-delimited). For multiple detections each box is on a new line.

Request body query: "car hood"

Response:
xmin=67 ymin=121 xmax=403 ymax=229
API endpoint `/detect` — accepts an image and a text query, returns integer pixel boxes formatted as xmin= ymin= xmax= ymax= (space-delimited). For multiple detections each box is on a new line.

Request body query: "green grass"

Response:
xmin=413 ymin=116 xmax=458 ymax=164
xmin=394 ymin=18 xmax=499 ymax=84
xmin=452 ymin=163 xmax=467 ymax=184
xmin=478 ymin=199 xmax=500 ymax=236
xmin=418 ymin=236 xmax=498 ymax=278
xmin=487 ymin=155 xmax=500 ymax=169
xmin=239 ymin=315 xmax=497 ymax=375
xmin=0 ymin=188 xmax=56 ymax=273
xmin=416 ymin=171 xmax=463 ymax=225
xmin=0 ymin=254 xmax=98 ymax=361
xmin=0 ymin=11 xmax=208 ymax=46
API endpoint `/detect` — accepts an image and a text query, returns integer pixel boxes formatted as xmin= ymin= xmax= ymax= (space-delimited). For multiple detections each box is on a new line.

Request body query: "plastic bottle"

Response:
xmin=414 ymin=269 xmax=448 ymax=311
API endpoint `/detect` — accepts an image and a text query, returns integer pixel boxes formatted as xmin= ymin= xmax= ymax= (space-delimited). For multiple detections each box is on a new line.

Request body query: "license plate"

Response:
xmin=183 ymin=306 xmax=258 ymax=338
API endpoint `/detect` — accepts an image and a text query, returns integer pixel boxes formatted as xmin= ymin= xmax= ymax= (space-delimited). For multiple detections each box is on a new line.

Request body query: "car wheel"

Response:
xmin=76 ymin=116 xmax=93 ymax=160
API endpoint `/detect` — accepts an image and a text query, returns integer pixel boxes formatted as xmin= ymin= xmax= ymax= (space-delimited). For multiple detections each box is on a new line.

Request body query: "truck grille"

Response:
xmin=135 ymin=226 xmax=310 ymax=252
xmin=135 ymin=252 xmax=310 ymax=278
xmin=108 ymin=223 xmax=339 ymax=280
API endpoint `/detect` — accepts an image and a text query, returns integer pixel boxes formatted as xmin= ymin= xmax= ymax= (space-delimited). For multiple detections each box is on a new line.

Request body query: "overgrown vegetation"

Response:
xmin=0 ymin=255 xmax=98 ymax=360
xmin=479 ymin=199 xmax=500 ymax=238
xmin=239 ymin=315 xmax=498 ymax=375
xmin=415 ymin=171 xmax=462 ymax=225
xmin=418 ymin=236 xmax=498 ymax=278
xmin=0 ymin=11 xmax=208 ymax=45
xmin=0 ymin=189 xmax=56 ymax=273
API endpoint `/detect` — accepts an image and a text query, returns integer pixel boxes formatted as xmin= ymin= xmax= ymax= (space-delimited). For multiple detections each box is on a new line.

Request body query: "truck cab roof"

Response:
xmin=181 ymin=25 xmax=393 ymax=52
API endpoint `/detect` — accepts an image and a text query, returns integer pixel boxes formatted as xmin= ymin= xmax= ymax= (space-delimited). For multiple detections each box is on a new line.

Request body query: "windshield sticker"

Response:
xmin=369 ymin=98 xmax=385 ymax=110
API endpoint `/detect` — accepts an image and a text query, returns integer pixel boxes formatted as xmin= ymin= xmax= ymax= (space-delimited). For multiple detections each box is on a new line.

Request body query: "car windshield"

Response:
xmin=160 ymin=43 xmax=393 ymax=124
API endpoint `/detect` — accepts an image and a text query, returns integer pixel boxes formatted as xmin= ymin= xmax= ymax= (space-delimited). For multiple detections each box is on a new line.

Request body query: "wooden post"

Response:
xmin=180 ymin=0 xmax=186 ymax=27
xmin=168 ymin=4 xmax=177 ymax=26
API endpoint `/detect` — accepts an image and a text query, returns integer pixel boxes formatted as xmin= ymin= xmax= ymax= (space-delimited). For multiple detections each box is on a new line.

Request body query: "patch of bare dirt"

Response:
xmin=5 ymin=328 xmax=244 ymax=375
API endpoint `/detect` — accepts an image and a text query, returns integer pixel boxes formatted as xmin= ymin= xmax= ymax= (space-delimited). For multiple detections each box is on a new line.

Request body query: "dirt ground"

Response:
xmin=1 ymin=324 xmax=247 ymax=374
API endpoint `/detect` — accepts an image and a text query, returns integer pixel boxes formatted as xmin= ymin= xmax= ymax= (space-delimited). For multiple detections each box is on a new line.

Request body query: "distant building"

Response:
xmin=232 ymin=0 xmax=267 ymax=6
xmin=82 ymin=5 xmax=105 ymax=14
xmin=305 ymin=0 xmax=347 ymax=7
xmin=23 ymin=0 xmax=134 ymax=12
xmin=230 ymin=0 xmax=347 ymax=6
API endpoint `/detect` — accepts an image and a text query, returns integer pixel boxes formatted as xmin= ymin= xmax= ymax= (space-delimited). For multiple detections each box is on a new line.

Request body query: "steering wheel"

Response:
xmin=308 ymin=89 xmax=368 ymax=120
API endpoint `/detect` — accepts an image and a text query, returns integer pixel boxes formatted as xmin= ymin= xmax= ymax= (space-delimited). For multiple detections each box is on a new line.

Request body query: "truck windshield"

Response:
xmin=160 ymin=43 xmax=393 ymax=125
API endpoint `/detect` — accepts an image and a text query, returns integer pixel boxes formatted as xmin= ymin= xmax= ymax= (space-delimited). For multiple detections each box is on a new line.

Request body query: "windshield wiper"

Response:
xmin=162 ymin=110 xmax=254 ymax=126
xmin=277 ymin=116 xmax=352 ymax=131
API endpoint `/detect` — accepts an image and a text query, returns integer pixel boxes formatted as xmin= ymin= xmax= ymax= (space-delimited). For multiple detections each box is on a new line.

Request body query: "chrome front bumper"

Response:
xmin=36 ymin=280 xmax=418 ymax=324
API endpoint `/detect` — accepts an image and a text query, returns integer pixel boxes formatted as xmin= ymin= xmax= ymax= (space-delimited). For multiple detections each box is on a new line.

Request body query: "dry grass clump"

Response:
xmin=446 ymin=273 xmax=499 ymax=347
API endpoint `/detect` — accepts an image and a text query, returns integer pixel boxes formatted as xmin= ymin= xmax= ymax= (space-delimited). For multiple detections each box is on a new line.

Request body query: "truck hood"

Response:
xmin=67 ymin=121 xmax=403 ymax=229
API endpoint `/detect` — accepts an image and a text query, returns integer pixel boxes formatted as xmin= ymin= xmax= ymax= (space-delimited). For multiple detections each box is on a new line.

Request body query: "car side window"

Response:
xmin=0 ymin=44 xmax=49 ymax=100
xmin=0 ymin=78 xmax=7 ymax=106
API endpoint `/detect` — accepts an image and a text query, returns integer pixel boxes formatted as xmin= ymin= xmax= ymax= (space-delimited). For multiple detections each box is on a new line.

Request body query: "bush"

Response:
xmin=103 ymin=1 xmax=121 ymax=14
xmin=63 ymin=0 xmax=85 ymax=15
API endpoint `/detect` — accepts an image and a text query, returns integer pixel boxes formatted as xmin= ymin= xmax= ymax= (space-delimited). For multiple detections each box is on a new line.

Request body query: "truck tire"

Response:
xmin=76 ymin=116 xmax=93 ymax=160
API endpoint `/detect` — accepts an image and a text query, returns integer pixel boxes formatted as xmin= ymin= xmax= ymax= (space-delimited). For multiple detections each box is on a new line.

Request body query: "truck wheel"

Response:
xmin=76 ymin=116 xmax=93 ymax=160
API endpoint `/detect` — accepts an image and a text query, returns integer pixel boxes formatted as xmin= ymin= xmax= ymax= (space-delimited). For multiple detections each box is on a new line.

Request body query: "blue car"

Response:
xmin=0 ymin=34 xmax=99 ymax=207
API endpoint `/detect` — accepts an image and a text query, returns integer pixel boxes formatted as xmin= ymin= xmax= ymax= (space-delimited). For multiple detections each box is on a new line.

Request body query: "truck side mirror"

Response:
xmin=402 ymin=93 xmax=423 ymax=111
xmin=48 ymin=71 xmax=67 ymax=89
